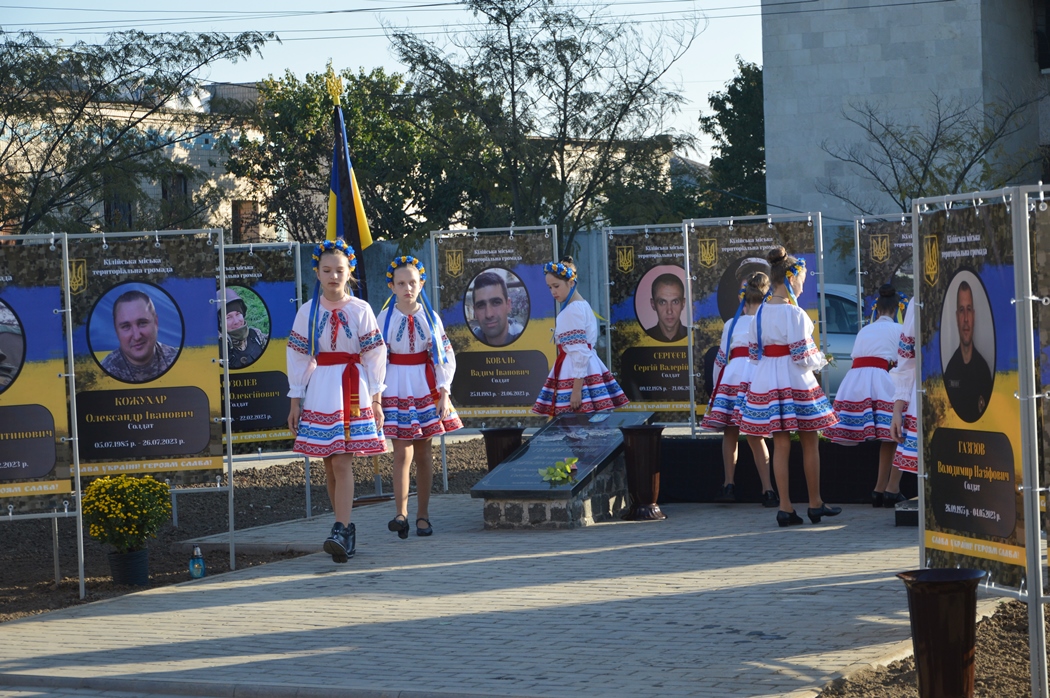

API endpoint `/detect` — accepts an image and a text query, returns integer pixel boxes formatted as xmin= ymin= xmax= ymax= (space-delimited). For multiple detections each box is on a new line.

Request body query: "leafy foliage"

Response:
xmin=539 ymin=456 xmax=578 ymax=486
xmin=82 ymin=475 xmax=172 ymax=553
xmin=390 ymin=0 xmax=698 ymax=254
xmin=0 ymin=30 xmax=270 ymax=235
xmin=698 ymin=57 xmax=765 ymax=216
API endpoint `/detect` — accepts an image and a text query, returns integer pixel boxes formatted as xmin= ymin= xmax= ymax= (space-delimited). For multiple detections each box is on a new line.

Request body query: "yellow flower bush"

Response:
xmin=82 ymin=475 xmax=171 ymax=553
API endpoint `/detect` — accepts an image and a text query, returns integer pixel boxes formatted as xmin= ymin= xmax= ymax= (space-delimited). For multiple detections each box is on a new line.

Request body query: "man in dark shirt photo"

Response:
xmin=943 ymin=280 xmax=993 ymax=422
xmin=644 ymin=273 xmax=687 ymax=342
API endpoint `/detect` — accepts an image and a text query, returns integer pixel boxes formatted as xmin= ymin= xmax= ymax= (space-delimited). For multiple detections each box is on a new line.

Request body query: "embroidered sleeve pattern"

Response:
xmin=714 ymin=348 xmax=727 ymax=369
xmin=748 ymin=342 xmax=759 ymax=361
xmin=359 ymin=328 xmax=383 ymax=354
xmin=557 ymin=328 xmax=589 ymax=348
xmin=289 ymin=330 xmax=310 ymax=355
xmin=897 ymin=332 xmax=915 ymax=360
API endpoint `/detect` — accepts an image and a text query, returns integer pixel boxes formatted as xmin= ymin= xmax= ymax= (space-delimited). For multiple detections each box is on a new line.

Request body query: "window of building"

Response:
xmin=232 ymin=200 xmax=261 ymax=243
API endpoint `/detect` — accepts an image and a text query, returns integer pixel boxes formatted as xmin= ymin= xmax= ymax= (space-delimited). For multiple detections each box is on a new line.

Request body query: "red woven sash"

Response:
xmin=315 ymin=352 xmax=362 ymax=418
xmin=728 ymin=346 xmax=749 ymax=360
xmin=553 ymin=343 xmax=592 ymax=378
xmin=851 ymin=356 xmax=889 ymax=371
xmin=762 ymin=344 xmax=790 ymax=357
xmin=389 ymin=350 xmax=438 ymax=400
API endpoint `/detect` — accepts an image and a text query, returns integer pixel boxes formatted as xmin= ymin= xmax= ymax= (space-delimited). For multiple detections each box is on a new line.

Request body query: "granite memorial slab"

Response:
xmin=471 ymin=411 xmax=653 ymax=500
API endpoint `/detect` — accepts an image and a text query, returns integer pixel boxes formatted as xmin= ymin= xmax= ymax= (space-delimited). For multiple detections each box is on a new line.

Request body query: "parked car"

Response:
xmin=820 ymin=283 xmax=861 ymax=398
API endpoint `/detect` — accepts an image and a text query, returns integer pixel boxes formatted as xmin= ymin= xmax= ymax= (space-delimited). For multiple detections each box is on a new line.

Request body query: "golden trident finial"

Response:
xmin=326 ymin=67 xmax=342 ymax=107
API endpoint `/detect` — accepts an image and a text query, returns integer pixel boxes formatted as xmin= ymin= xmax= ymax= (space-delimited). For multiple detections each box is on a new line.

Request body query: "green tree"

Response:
xmin=389 ymin=0 xmax=698 ymax=254
xmin=221 ymin=66 xmax=455 ymax=244
xmin=0 ymin=30 xmax=270 ymax=235
xmin=599 ymin=148 xmax=711 ymax=225
xmin=819 ymin=94 xmax=1039 ymax=214
xmin=698 ymin=57 xmax=765 ymax=216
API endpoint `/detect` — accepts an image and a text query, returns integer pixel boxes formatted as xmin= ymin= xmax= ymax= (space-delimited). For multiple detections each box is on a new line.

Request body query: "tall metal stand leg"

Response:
xmin=52 ymin=516 xmax=60 ymax=586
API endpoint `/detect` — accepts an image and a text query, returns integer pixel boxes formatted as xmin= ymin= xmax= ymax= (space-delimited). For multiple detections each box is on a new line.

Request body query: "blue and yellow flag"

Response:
xmin=327 ymin=103 xmax=372 ymax=299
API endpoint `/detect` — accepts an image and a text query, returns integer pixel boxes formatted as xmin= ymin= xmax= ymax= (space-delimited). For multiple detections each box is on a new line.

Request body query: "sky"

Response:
xmin=0 ymin=1 xmax=764 ymax=162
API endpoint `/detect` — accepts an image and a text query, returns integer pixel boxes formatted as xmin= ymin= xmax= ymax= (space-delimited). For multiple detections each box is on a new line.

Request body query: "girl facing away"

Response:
xmin=533 ymin=256 xmax=629 ymax=416
xmin=287 ymin=239 xmax=387 ymax=563
xmin=377 ymin=256 xmax=463 ymax=539
xmin=701 ymin=271 xmax=777 ymax=507
xmin=824 ymin=284 xmax=907 ymax=507
xmin=738 ymin=247 xmax=841 ymax=527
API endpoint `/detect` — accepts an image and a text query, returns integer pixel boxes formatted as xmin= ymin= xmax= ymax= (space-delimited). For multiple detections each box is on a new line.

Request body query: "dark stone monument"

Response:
xmin=472 ymin=411 xmax=653 ymax=529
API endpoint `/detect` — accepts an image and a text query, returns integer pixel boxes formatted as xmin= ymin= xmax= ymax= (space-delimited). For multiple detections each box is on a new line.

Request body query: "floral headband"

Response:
xmin=544 ymin=261 xmax=576 ymax=282
xmin=312 ymin=239 xmax=357 ymax=270
xmin=870 ymin=292 xmax=909 ymax=324
xmin=784 ymin=257 xmax=806 ymax=280
xmin=386 ymin=255 xmax=427 ymax=283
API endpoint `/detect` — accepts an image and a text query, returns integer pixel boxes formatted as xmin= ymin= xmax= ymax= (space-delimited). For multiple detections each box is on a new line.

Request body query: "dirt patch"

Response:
xmin=0 ymin=439 xmax=487 ymax=624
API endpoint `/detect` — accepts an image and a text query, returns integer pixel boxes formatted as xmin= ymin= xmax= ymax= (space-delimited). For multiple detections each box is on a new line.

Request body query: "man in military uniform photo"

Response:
xmin=100 ymin=289 xmax=179 ymax=383
xmin=220 ymin=288 xmax=267 ymax=369
xmin=943 ymin=280 xmax=993 ymax=422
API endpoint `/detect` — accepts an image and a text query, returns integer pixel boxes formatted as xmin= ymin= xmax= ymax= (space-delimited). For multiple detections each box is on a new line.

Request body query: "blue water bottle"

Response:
xmin=189 ymin=545 xmax=206 ymax=579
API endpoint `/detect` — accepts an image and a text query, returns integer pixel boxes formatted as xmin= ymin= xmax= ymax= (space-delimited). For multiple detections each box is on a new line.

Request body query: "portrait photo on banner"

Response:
xmin=939 ymin=268 xmax=995 ymax=423
xmin=634 ymin=265 xmax=688 ymax=344
xmin=219 ymin=285 xmax=270 ymax=370
xmin=464 ymin=267 xmax=530 ymax=348
xmin=0 ymin=298 xmax=26 ymax=395
xmin=87 ymin=282 xmax=184 ymax=384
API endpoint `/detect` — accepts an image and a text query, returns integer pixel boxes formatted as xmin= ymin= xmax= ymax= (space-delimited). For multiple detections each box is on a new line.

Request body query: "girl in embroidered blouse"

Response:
xmin=889 ymin=293 xmax=919 ymax=476
xmin=824 ymin=284 xmax=907 ymax=507
xmin=376 ymin=256 xmax=463 ymax=539
xmin=739 ymin=246 xmax=841 ymax=527
xmin=533 ymin=257 xmax=629 ymax=416
xmin=287 ymin=240 xmax=387 ymax=563
xmin=701 ymin=271 xmax=777 ymax=507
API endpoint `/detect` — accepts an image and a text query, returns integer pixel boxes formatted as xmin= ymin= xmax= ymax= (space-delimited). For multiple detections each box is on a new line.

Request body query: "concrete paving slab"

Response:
xmin=0 ymin=495 xmax=1003 ymax=698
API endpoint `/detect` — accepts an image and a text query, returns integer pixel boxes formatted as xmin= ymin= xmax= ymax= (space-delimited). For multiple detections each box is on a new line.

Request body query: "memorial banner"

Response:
xmin=687 ymin=218 xmax=820 ymax=408
xmin=433 ymin=228 xmax=557 ymax=423
xmin=219 ymin=245 xmax=298 ymax=445
xmin=855 ymin=216 xmax=914 ymax=326
xmin=605 ymin=226 xmax=690 ymax=416
xmin=0 ymin=237 xmax=72 ymax=512
xmin=917 ymin=202 xmax=1024 ymax=584
xmin=68 ymin=232 xmax=222 ymax=483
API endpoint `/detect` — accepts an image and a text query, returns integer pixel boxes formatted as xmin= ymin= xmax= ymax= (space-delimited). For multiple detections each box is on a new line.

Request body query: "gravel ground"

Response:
xmin=2 ymin=436 xmax=1040 ymax=697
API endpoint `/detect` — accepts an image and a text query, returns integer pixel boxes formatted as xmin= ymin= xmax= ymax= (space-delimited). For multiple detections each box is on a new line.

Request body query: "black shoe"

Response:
xmin=714 ymin=484 xmax=736 ymax=503
xmin=323 ymin=522 xmax=351 ymax=563
xmin=416 ymin=517 xmax=433 ymax=537
xmin=341 ymin=522 xmax=356 ymax=559
xmin=761 ymin=490 xmax=780 ymax=508
xmin=776 ymin=510 xmax=804 ymax=527
xmin=871 ymin=491 xmax=884 ymax=508
xmin=388 ymin=515 xmax=410 ymax=540
xmin=807 ymin=503 xmax=843 ymax=524
xmin=882 ymin=491 xmax=907 ymax=508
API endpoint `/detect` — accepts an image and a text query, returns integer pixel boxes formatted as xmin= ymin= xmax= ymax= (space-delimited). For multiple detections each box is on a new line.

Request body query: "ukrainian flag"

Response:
xmin=327 ymin=104 xmax=373 ymax=298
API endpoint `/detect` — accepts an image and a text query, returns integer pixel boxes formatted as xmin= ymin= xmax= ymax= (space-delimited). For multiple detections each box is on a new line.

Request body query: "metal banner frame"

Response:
xmin=913 ymin=187 xmax=1047 ymax=698
xmin=601 ymin=223 xmax=694 ymax=427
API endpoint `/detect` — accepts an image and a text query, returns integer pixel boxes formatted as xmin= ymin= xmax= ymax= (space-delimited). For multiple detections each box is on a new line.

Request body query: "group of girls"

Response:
xmin=701 ymin=245 xmax=915 ymax=527
xmin=287 ymin=241 xmax=625 ymax=563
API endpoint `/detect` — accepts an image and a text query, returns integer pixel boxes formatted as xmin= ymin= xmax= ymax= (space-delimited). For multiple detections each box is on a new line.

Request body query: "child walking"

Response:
xmin=533 ymin=257 xmax=629 ymax=416
xmin=377 ymin=256 xmax=463 ymax=539
xmin=824 ymin=284 xmax=907 ymax=507
xmin=738 ymin=247 xmax=841 ymax=527
xmin=701 ymin=272 xmax=777 ymax=507
xmin=287 ymin=239 xmax=387 ymax=563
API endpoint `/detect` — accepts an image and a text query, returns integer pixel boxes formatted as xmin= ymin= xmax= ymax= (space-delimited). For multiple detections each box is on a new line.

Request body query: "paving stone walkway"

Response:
xmin=0 ymin=495 xmax=992 ymax=698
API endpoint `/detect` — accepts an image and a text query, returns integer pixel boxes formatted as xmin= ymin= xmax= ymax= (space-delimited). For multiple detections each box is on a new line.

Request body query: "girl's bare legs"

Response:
xmin=877 ymin=440 xmax=903 ymax=493
xmin=799 ymin=431 xmax=823 ymax=508
xmin=323 ymin=456 xmax=336 ymax=513
xmin=772 ymin=432 xmax=792 ymax=513
xmin=328 ymin=452 xmax=355 ymax=524
xmin=721 ymin=427 xmax=739 ymax=486
xmin=747 ymin=435 xmax=773 ymax=492
xmin=414 ymin=438 xmax=434 ymax=525
xmin=392 ymin=439 xmax=414 ymax=519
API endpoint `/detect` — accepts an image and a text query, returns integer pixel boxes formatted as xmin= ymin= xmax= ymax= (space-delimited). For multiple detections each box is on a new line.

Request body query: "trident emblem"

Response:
xmin=616 ymin=246 xmax=634 ymax=273
xmin=923 ymin=236 xmax=939 ymax=286
xmin=69 ymin=259 xmax=88 ymax=295
xmin=870 ymin=234 xmax=890 ymax=264
xmin=445 ymin=249 xmax=463 ymax=278
xmin=697 ymin=238 xmax=717 ymax=268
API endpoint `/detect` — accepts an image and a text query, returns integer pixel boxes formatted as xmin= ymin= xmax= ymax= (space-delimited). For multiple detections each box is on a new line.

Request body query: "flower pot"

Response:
xmin=480 ymin=427 xmax=525 ymax=472
xmin=108 ymin=548 xmax=150 ymax=586
xmin=620 ymin=425 xmax=666 ymax=520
